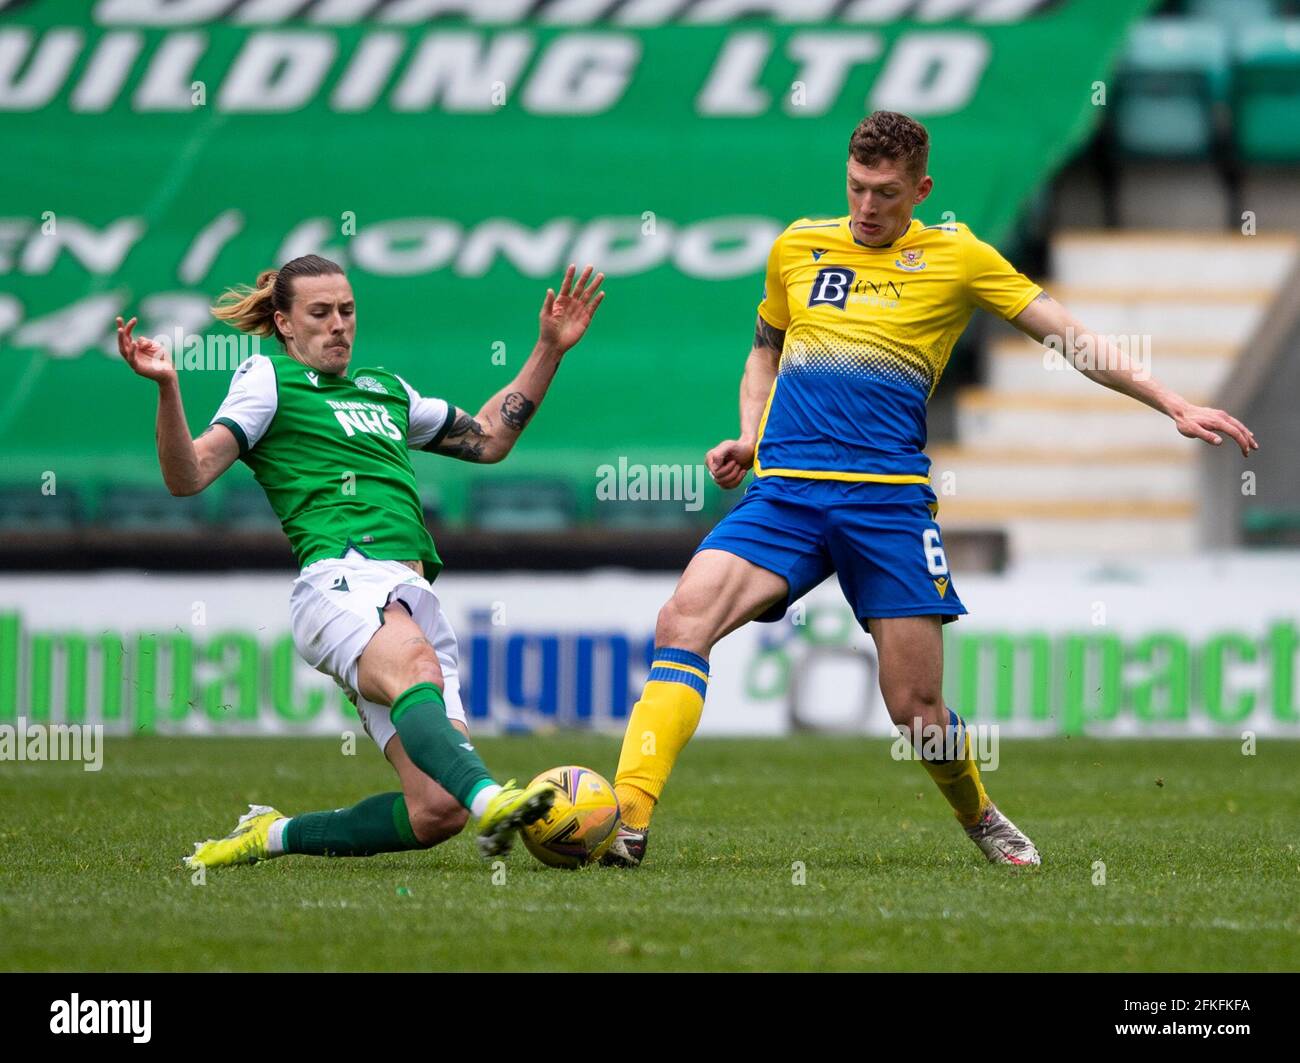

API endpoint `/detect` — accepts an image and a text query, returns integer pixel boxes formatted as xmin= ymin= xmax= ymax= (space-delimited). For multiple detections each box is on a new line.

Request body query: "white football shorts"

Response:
xmin=288 ymin=549 xmax=467 ymax=753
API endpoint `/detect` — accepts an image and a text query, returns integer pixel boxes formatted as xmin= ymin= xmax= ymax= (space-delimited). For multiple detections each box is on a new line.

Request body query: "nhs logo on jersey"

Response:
xmin=327 ymin=399 xmax=401 ymax=440
xmin=807 ymin=266 xmax=856 ymax=310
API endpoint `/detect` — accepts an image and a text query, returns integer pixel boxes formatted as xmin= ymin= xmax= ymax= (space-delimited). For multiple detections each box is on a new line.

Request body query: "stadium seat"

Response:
xmin=1232 ymin=21 xmax=1300 ymax=161
xmin=1115 ymin=20 xmax=1229 ymax=159
xmin=216 ymin=484 xmax=281 ymax=531
xmin=467 ymin=477 xmax=578 ymax=531
xmin=416 ymin=485 xmax=443 ymax=525
xmin=98 ymin=485 xmax=209 ymax=530
xmin=1242 ymin=506 xmax=1300 ymax=544
xmin=0 ymin=484 xmax=81 ymax=530
xmin=592 ymin=496 xmax=703 ymax=530
xmin=1185 ymin=0 xmax=1280 ymax=26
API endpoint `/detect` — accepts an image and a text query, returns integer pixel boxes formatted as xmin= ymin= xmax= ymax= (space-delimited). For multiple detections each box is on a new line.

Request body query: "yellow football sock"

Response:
xmin=919 ymin=709 xmax=989 ymax=828
xmin=614 ymin=648 xmax=709 ymax=830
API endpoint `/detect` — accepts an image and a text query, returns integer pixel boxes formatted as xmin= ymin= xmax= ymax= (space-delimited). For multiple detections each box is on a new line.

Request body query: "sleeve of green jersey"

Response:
xmin=395 ymin=375 xmax=452 ymax=450
xmin=209 ymin=354 xmax=277 ymax=456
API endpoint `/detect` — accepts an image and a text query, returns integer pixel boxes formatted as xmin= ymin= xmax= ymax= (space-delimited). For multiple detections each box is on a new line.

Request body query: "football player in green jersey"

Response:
xmin=115 ymin=254 xmax=605 ymax=867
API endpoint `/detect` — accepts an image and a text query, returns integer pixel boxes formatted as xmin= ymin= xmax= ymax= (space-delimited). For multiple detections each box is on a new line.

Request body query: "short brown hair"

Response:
xmin=848 ymin=111 xmax=930 ymax=181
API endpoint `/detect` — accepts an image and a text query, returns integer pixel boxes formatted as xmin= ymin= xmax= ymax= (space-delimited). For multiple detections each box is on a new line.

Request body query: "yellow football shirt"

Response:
xmin=754 ymin=216 xmax=1041 ymax=482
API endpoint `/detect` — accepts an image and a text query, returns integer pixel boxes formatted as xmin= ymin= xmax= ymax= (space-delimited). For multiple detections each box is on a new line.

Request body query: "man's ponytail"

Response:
xmin=211 ymin=255 xmax=344 ymax=345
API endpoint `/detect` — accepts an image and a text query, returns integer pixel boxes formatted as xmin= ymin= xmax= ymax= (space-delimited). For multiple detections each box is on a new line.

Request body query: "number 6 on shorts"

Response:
xmin=922 ymin=527 xmax=949 ymax=577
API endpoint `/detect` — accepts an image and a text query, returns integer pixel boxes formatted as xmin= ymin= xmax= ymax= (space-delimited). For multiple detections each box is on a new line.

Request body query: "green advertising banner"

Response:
xmin=0 ymin=0 xmax=1153 ymax=518
xmin=0 ymin=562 xmax=1296 ymax=738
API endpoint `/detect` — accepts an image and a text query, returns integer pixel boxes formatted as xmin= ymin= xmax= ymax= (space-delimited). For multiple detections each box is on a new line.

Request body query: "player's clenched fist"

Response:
xmin=116 ymin=315 xmax=175 ymax=384
xmin=706 ymin=438 xmax=755 ymax=489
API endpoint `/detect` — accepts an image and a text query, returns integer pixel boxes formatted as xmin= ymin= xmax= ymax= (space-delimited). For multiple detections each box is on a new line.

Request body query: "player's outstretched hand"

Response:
xmin=706 ymin=438 xmax=755 ymax=489
xmin=1173 ymin=403 xmax=1258 ymax=457
xmin=116 ymin=315 xmax=175 ymax=384
xmin=540 ymin=264 xmax=605 ymax=354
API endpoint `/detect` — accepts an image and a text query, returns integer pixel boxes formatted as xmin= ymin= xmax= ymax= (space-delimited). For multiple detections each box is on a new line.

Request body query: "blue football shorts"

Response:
xmin=695 ymin=475 xmax=966 ymax=625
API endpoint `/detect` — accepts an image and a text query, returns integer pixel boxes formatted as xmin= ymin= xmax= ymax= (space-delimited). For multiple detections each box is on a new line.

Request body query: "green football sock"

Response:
xmin=391 ymin=682 xmax=494 ymax=810
xmin=284 ymin=792 xmax=423 ymax=856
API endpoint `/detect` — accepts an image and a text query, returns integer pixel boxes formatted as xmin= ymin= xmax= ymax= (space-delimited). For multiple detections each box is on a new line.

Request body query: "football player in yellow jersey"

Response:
xmin=604 ymin=111 xmax=1258 ymax=869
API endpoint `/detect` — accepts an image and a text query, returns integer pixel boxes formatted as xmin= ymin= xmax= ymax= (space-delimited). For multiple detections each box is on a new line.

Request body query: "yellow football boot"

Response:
xmin=184 ymin=804 xmax=283 ymax=869
xmin=475 ymin=779 xmax=556 ymax=859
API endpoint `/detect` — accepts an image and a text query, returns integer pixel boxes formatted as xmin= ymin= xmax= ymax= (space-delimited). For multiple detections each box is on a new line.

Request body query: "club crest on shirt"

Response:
xmin=354 ymin=375 xmax=388 ymax=395
xmin=895 ymin=248 xmax=926 ymax=272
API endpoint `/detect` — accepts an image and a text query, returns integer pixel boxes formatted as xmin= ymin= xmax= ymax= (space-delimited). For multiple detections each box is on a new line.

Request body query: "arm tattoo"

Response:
xmin=429 ymin=407 xmax=490 ymax=462
xmin=754 ymin=316 xmax=786 ymax=353
xmin=1032 ymin=291 xmax=1053 ymax=303
xmin=499 ymin=391 xmax=536 ymax=431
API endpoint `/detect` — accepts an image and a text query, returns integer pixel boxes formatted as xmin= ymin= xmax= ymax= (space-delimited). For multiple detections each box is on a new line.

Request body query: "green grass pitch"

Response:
xmin=2 ymin=735 xmax=1297 ymax=972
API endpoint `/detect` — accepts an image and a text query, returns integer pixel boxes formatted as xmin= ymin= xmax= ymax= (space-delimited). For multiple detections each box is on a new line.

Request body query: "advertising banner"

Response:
xmin=2 ymin=555 xmax=1296 ymax=740
xmin=0 ymin=0 xmax=1154 ymax=516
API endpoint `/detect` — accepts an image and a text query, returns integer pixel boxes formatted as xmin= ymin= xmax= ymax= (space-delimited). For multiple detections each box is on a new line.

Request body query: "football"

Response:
xmin=521 ymin=766 xmax=621 ymax=869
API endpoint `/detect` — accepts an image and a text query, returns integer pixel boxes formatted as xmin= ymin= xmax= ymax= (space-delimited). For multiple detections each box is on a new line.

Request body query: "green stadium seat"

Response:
xmin=1242 ymin=507 xmax=1300 ymax=542
xmin=593 ymin=496 xmax=703 ymax=530
xmin=419 ymin=488 xmax=442 ymax=525
xmin=1115 ymin=20 xmax=1229 ymax=159
xmin=98 ymin=485 xmax=208 ymax=530
xmin=0 ymin=484 xmax=81 ymax=530
xmin=216 ymin=484 xmax=281 ymax=531
xmin=1185 ymin=0 xmax=1280 ymax=26
xmin=467 ymin=477 xmax=578 ymax=531
xmin=1232 ymin=21 xmax=1300 ymax=161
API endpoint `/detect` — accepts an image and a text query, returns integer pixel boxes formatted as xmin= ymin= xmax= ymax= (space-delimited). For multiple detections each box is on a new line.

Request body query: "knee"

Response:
xmin=655 ymin=598 xmax=683 ymax=646
xmin=882 ymin=684 xmax=946 ymax=730
xmin=408 ymin=792 xmax=469 ymax=847
xmin=655 ymin=595 xmax=707 ymax=652
xmin=394 ymin=646 xmax=443 ymax=701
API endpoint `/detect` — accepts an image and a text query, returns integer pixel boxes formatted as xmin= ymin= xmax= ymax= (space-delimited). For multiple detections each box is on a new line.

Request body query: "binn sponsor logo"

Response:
xmin=807 ymin=268 xmax=907 ymax=310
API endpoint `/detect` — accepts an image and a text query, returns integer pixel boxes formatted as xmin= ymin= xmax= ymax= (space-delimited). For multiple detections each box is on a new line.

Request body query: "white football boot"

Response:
xmin=964 ymin=802 xmax=1041 ymax=866
xmin=600 ymin=824 xmax=649 ymax=868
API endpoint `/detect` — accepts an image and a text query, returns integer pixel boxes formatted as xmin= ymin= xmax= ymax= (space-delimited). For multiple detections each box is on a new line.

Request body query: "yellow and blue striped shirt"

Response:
xmin=755 ymin=216 xmax=1041 ymax=483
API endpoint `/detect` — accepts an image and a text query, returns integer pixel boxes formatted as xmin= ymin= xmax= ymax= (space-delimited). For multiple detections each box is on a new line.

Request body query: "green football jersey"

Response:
xmin=210 ymin=352 xmax=452 ymax=575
